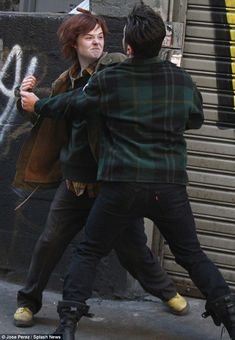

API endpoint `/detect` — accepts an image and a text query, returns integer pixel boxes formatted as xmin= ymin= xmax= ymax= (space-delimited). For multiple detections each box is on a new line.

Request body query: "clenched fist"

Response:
xmin=20 ymin=90 xmax=39 ymax=112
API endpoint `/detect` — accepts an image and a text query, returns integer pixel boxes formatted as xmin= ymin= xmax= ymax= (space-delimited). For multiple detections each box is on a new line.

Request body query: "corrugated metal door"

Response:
xmin=162 ymin=0 xmax=235 ymax=297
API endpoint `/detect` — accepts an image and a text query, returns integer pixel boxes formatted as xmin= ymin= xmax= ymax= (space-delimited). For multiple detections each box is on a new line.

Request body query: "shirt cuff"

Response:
xmin=34 ymin=98 xmax=47 ymax=115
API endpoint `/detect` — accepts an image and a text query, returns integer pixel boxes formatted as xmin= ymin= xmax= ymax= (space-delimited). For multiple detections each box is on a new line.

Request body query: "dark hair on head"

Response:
xmin=57 ymin=9 xmax=108 ymax=61
xmin=124 ymin=2 xmax=166 ymax=58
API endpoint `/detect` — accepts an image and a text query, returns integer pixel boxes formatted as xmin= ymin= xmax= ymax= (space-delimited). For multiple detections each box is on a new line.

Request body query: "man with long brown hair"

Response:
xmin=14 ymin=8 xmax=188 ymax=329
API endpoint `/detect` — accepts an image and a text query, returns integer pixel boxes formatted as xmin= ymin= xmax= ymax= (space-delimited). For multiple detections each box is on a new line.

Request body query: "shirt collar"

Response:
xmin=124 ymin=55 xmax=162 ymax=65
xmin=68 ymin=62 xmax=96 ymax=81
xmin=68 ymin=52 xmax=108 ymax=81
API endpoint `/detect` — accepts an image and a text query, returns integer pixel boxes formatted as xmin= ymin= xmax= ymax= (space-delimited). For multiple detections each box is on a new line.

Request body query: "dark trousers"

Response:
xmin=17 ymin=181 xmax=176 ymax=314
xmin=63 ymin=182 xmax=230 ymax=304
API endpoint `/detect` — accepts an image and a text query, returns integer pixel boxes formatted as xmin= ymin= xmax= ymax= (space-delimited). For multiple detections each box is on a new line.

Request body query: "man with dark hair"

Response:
xmin=21 ymin=3 xmax=235 ymax=340
xmin=14 ymin=8 xmax=187 ymax=329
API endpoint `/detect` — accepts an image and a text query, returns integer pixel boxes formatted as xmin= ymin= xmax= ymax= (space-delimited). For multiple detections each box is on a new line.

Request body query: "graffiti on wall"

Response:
xmin=0 ymin=43 xmax=38 ymax=145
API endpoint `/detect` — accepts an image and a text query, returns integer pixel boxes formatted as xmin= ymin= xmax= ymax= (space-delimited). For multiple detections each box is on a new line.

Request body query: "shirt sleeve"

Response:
xmin=186 ymin=83 xmax=204 ymax=130
xmin=34 ymin=74 xmax=101 ymax=122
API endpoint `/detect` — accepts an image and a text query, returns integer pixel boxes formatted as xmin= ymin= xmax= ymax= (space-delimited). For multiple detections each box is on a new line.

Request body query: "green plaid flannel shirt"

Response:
xmin=35 ymin=56 xmax=204 ymax=185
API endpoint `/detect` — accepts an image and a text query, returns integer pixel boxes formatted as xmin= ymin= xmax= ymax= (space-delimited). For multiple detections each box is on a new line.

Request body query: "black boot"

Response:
xmin=53 ymin=300 xmax=89 ymax=340
xmin=202 ymin=294 xmax=235 ymax=340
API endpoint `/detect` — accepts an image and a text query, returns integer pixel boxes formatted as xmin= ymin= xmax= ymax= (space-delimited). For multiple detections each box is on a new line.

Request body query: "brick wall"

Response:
xmin=0 ymin=0 xmax=168 ymax=20
xmin=92 ymin=0 xmax=168 ymax=21
xmin=0 ymin=0 xmax=19 ymax=11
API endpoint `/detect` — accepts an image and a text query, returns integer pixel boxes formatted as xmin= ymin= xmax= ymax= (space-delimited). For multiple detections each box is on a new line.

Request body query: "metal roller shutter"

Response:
xmin=162 ymin=0 xmax=235 ymax=297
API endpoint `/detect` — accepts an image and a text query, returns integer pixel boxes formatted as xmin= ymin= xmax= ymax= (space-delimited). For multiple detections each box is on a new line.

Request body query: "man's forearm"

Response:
xmin=34 ymin=90 xmax=75 ymax=119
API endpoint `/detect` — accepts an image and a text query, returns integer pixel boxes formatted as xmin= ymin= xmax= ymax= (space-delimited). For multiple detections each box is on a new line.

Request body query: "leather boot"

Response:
xmin=53 ymin=300 xmax=89 ymax=340
xmin=202 ymin=294 xmax=235 ymax=340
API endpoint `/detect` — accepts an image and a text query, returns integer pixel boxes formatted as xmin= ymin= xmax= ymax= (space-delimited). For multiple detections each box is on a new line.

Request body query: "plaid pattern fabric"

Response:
xmin=53 ymin=53 xmax=126 ymax=193
xmin=36 ymin=56 xmax=204 ymax=185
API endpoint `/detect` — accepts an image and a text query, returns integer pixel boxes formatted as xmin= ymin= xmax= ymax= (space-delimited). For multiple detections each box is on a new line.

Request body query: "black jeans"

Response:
xmin=17 ymin=181 xmax=176 ymax=314
xmin=63 ymin=182 xmax=230 ymax=304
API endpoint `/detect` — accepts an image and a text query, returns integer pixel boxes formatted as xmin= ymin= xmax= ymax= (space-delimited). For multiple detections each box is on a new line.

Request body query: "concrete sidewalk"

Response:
xmin=0 ymin=280 xmax=230 ymax=339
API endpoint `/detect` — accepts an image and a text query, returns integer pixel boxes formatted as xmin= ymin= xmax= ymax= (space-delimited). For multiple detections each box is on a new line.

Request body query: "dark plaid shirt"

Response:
xmin=35 ymin=56 xmax=204 ymax=185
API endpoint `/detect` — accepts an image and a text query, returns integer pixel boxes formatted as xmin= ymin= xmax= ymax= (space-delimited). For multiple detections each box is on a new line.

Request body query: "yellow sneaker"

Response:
xmin=14 ymin=307 xmax=34 ymax=327
xmin=166 ymin=293 xmax=190 ymax=315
